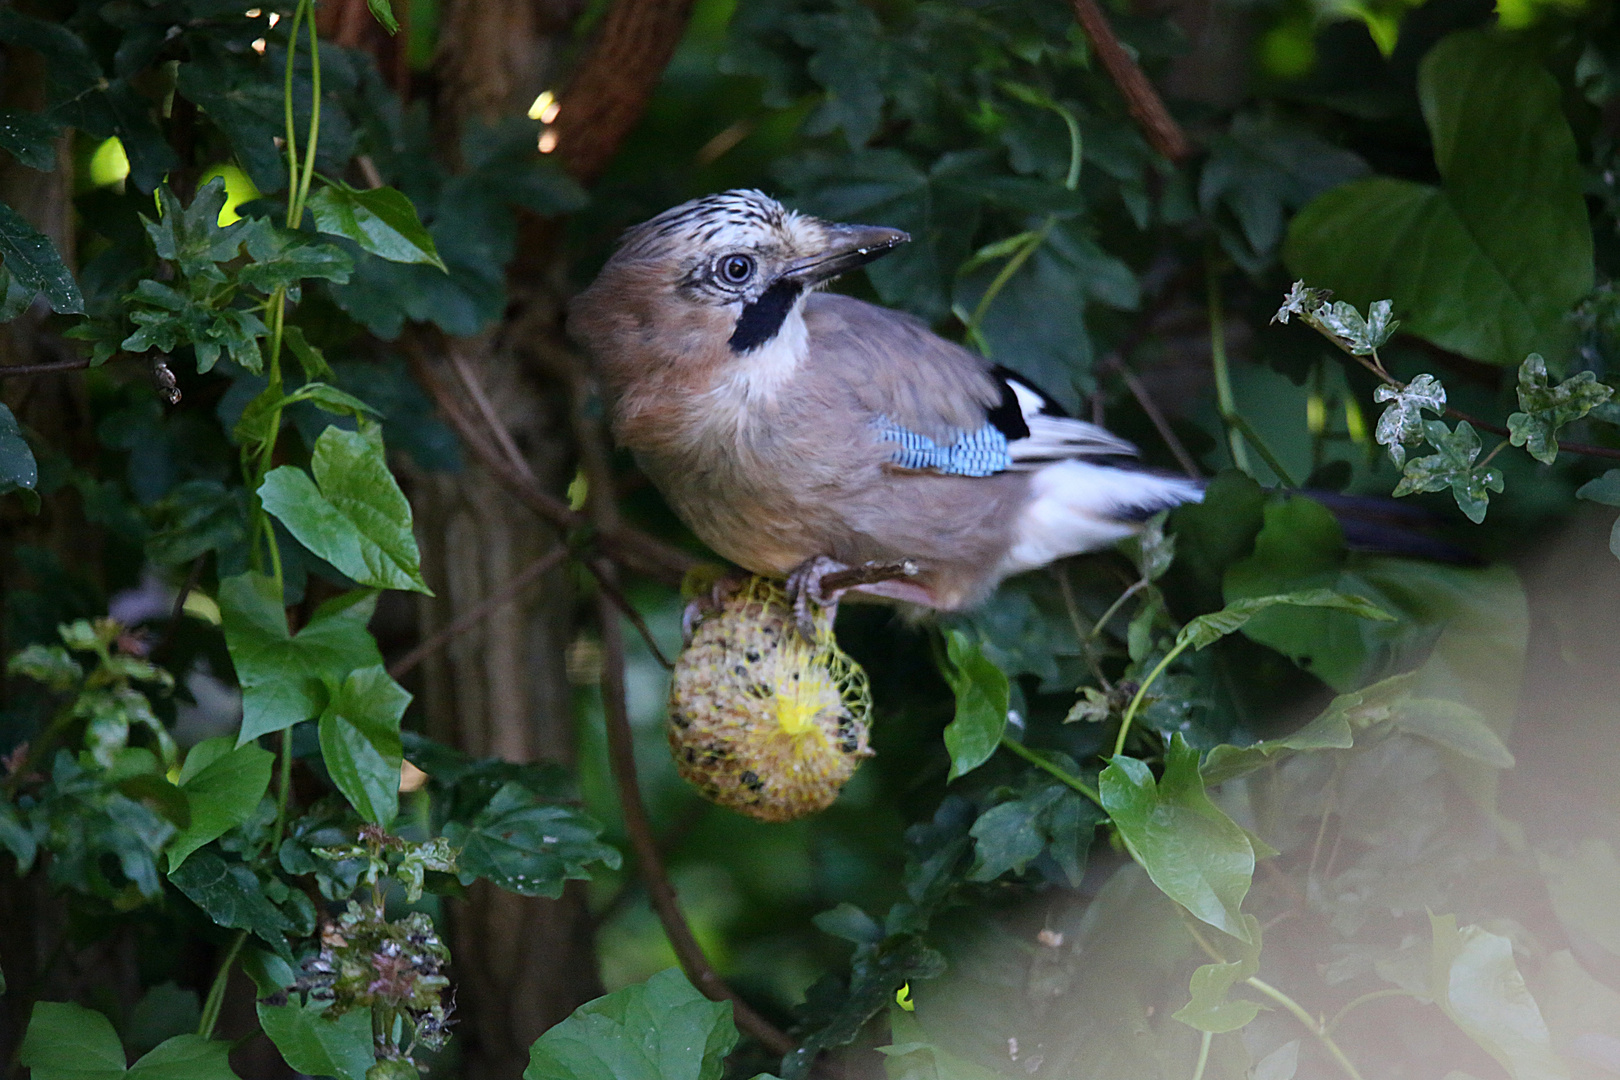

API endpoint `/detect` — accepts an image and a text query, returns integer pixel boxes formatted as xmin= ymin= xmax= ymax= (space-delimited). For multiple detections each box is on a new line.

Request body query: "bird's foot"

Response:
xmin=680 ymin=573 xmax=748 ymax=646
xmin=785 ymin=556 xmax=850 ymax=642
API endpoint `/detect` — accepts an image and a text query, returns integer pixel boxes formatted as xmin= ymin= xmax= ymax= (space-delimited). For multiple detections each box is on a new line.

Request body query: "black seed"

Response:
xmin=841 ymin=738 xmax=860 ymax=753
xmin=740 ymin=770 xmax=764 ymax=791
xmin=671 ymin=710 xmax=690 ymax=728
xmin=745 ymin=650 xmax=761 ymax=662
xmin=734 ymin=664 xmax=749 ymax=677
xmin=684 ymin=747 xmax=697 ymax=763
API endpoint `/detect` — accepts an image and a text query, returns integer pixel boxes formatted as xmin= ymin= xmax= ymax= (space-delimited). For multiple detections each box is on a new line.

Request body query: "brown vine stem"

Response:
xmin=0 ymin=357 xmax=91 ymax=378
xmin=388 ymin=545 xmax=570 ymax=679
xmin=595 ymin=585 xmax=796 ymax=1056
xmin=1068 ymin=0 xmax=1190 ymax=162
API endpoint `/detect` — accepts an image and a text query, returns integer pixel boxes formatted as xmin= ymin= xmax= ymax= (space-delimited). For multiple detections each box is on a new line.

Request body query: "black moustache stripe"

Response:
xmin=729 ymin=278 xmax=803 ymax=353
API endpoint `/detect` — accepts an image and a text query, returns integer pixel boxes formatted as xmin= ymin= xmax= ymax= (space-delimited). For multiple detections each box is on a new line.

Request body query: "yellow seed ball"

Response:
xmin=668 ymin=577 xmax=874 ymax=822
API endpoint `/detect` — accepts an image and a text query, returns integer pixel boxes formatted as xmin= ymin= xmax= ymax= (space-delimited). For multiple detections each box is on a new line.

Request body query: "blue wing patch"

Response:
xmin=875 ymin=416 xmax=1011 ymax=477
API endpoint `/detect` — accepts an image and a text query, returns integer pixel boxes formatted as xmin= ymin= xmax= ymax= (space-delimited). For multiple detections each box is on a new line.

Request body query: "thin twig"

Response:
xmin=0 ymin=357 xmax=91 ymax=377
xmin=586 ymin=559 xmax=674 ymax=670
xmin=388 ymin=545 xmax=570 ymax=679
xmin=1069 ymin=0 xmax=1190 ymax=162
xmin=404 ymin=340 xmax=695 ymax=585
xmin=446 ymin=341 xmax=537 ymax=484
xmin=1446 ymin=405 xmax=1620 ymax=461
xmin=1100 ymin=355 xmax=1202 ymax=479
xmin=596 ymin=591 xmax=796 ymax=1055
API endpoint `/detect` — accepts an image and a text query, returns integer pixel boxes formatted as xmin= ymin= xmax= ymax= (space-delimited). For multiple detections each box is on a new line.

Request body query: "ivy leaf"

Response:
xmin=121 ymin=279 xmax=268 ymax=374
xmin=126 ymin=1036 xmax=239 ymax=1080
xmin=1427 ymin=914 xmax=1567 ymax=1080
xmin=145 ymin=481 xmax=250 ymax=567
xmin=1393 ymin=420 xmax=1504 ymax=524
xmin=167 ymin=849 xmax=294 ymax=955
xmin=239 ymin=226 xmax=354 ymax=296
xmin=143 ymin=181 xmax=254 ymax=285
xmin=1100 ymin=734 xmax=1255 ymax=942
xmin=167 ymin=737 xmax=275 ymax=871
xmin=444 ymin=781 xmax=620 ymax=897
xmin=1179 ymin=588 xmax=1393 ymax=651
xmin=938 ymin=630 xmax=1009 ymax=781
xmin=220 ymin=573 xmax=384 ymax=744
xmin=0 ymin=108 xmax=60 ymax=171
xmin=785 ymin=2 xmax=886 ymax=149
xmin=1506 ymin=354 xmax=1613 ymax=465
xmin=317 ymin=665 xmax=410 ymax=826
xmin=0 ymin=402 xmax=37 ymax=500
xmin=283 ymin=325 xmax=334 ymax=381
xmin=969 ymin=782 xmax=1101 ymax=886
xmin=1373 ymin=374 xmax=1447 ymax=468
xmin=1172 ymin=955 xmax=1263 ymax=1034
xmin=20 ymin=1002 xmax=126 ymax=1080
xmin=307 ymin=185 xmax=446 ymax=270
xmin=0 ymin=199 xmax=83 ymax=314
xmin=245 ymin=952 xmax=375 ymax=1080
xmin=1285 ymin=32 xmax=1592 ymax=365
xmin=1576 ymin=470 xmax=1620 ymax=559
xmin=524 ymin=968 xmax=737 ymax=1080
xmin=258 ymin=424 xmax=431 ymax=594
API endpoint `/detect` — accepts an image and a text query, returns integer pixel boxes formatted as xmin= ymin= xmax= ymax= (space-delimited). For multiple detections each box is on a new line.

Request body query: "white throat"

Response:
xmin=717 ymin=301 xmax=809 ymax=407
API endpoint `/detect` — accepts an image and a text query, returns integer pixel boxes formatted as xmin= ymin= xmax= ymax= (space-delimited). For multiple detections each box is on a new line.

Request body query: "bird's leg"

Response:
xmin=785 ymin=556 xmax=849 ymax=641
xmin=785 ymin=556 xmax=922 ymax=640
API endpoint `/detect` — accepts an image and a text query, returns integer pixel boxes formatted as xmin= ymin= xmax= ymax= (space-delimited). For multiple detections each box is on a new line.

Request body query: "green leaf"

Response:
xmin=0 ymin=108 xmax=59 ymax=171
xmin=307 ymin=185 xmax=446 ymax=270
xmin=365 ymin=0 xmax=401 ymax=33
xmin=1537 ymin=838 xmax=1620 ymax=962
xmin=1284 ymin=31 xmax=1592 ymax=365
xmin=1393 ymin=420 xmax=1504 ymax=523
xmin=1100 ymin=734 xmax=1255 ymax=942
xmin=1250 ymin=1041 xmax=1299 ymax=1080
xmin=1373 ymin=374 xmax=1447 ymax=468
xmin=0 ymin=199 xmax=82 ymax=314
xmin=283 ymin=325 xmax=334 ymax=381
xmin=317 ymin=665 xmax=410 ymax=825
xmin=1171 ymin=960 xmax=1262 ymax=1034
xmin=167 ymin=737 xmax=275 ymax=870
xmin=1506 ymin=354 xmax=1613 ymax=465
xmin=1428 ymin=914 xmax=1568 ymax=1080
xmin=20 ymin=1002 xmax=125 ymax=1080
xmin=126 ymin=1036 xmax=238 ymax=1080
xmin=258 ymin=425 xmax=431 ymax=593
xmin=220 ymin=572 xmax=384 ymax=744
xmin=247 ymin=953 xmax=375 ymax=1080
xmin=938 ymin=630 xmax=1009 ymax=781
xmin=444 ymin=781 xmax=621 ymax=897
xmin=1179 ymin=587 xmax=1393 ymax=651
xmin=168 ymin=849 xmax=294 ymax=955
xmin=0 ymin=402 xmax=37 ymax=498
xmin=143 ymin=181 xmax=254 ymax=285
xmin=1576 ymin=469 xmax=1620 ymax=506
xmin=524 ymin=968 xmax=737 ymax=1080
xmin=238 ymin=226 xmax=354 ymax=295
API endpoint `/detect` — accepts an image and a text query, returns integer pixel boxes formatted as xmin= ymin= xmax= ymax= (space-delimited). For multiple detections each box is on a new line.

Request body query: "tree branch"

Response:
xmin=554 ymin=0 xmax=698 ymax=183
xmin=1069 ymin=0 xmax=1190 ymax=162
xmin=596 ymin=583 xmax=795 ymax=1055
xmin=0 ymin=356 xmax=90 ymax=378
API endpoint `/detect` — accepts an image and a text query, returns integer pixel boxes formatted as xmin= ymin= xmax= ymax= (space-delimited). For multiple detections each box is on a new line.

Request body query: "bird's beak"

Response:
xmin=781 ymin=223 xmax=909 ymax=286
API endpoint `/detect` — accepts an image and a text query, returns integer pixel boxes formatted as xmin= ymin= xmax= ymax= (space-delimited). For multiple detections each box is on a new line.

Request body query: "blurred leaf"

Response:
xmin=1250 ymin=1040 xmax=1299 ymax=1080
xmin=938 ymin=630 xmax=1009 ymax=781
xmin=1181 ymin=587 xmax=1393 ymax=651
xmin=143 ymin=181 xmax=253 ymax=285
xmin=126 ymin=1036 xmax=238 ymax=1080
xmin=1506 ymin=354 xmax=1612 ymax=465
xmin=1393 ymin=421 xmax=1504 ymax=524
xmin=524 ymin=968 xmax=736 ymax=1080
xmin=878 ymin=1009 xmax=1003 ymax=1080
xmin=1537 ymin=839 xmax=1620 ymax=962
xmin=307 ymin=185 xmax=446 ymax=270
xmin=0 ymin=199 xmax=83 ymax=314
xmin=220 ymin=572 xmax=383 ymax=743
xmin=125 ymin=985 xmax=200 ymax=1056
xmin=1428 ymin=914 xmax=1567 ymax=1080
xmin=318 ymin=665 xmax=410 ymax=825
xmin=167 ymin=737 xmax=275 ymax=870
xmin=259 ymin=425 xmax=430 ymax=593
xmin=443 ymin=781 xmax=620 ymax=897
xmin=365 ymin=0 xmax=399 ymax=33
xmin=1172 ymin=960 xmax=1261 ymax=1034
xmin=1285 ymin=32 xmax=1591 ymax=365
xmin=238 ymin=227 xmax=354 ymax=295
xmin=1101 ymin=735 xmax=1255 ymax=942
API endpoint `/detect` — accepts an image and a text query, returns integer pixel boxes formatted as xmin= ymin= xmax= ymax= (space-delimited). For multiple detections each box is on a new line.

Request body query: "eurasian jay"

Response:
xmin=569 ymin=189 xmax=1203 ymax=622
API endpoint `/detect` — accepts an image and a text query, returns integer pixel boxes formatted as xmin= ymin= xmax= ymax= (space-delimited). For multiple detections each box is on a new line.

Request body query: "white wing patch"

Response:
xmin=996 ymin=370 xmax=1138 ymax=465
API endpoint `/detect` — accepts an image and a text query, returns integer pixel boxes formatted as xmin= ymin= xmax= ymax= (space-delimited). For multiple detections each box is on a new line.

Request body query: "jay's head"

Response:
xmin=570 ymin=190 xmax=907 ymax=386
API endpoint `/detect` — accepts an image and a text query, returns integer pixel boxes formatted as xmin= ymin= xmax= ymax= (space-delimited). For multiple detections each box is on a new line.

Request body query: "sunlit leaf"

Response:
xmin=307 ymin=185 xmax=446 ymax=270
xmin=938 ymin=630 xmax=1008 ymax=781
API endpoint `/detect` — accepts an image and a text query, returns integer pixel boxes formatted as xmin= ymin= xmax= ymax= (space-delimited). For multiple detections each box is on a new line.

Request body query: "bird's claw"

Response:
xmin=785 ymin=556 xmax=849 ymax=642
xmin=681 ymin=574 xmax=747 ymax=646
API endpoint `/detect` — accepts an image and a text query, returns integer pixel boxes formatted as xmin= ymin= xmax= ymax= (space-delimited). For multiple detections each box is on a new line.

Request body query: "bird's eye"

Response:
xmin=718 ymin=254 xmax=756 ymax=285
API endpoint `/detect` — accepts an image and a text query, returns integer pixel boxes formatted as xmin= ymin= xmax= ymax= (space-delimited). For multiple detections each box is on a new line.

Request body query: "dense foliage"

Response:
xmin=1 ymin=0 xmax=1620 ymax=1077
